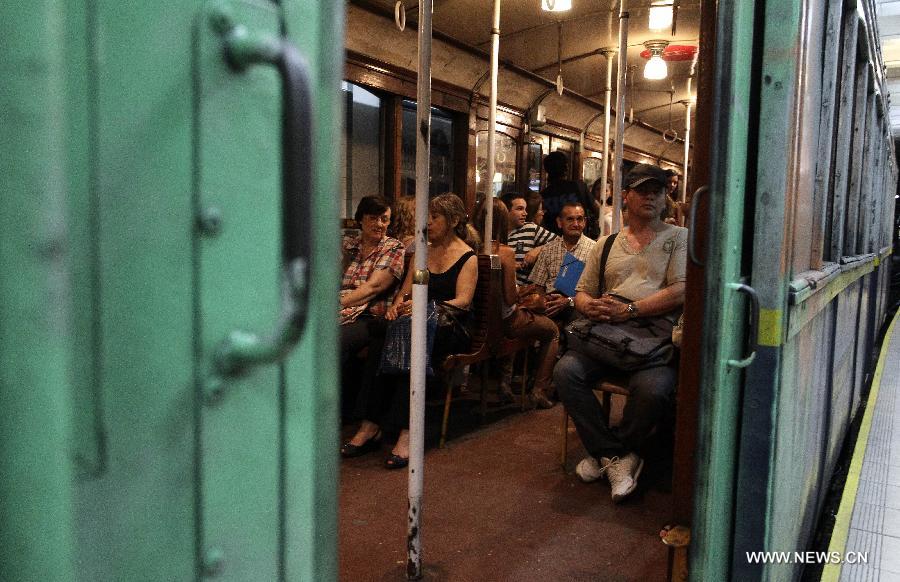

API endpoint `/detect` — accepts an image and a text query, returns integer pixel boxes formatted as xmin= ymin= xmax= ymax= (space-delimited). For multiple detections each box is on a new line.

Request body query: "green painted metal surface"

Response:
xmin=688 ymin=1 xmax=757 ymax=580
xmin=730 ymin=0 xmax=801 ymax=579
xmin=281 ymin=3 xmax=344 ymax=580
xmin=2 ymin=1 xmax=341 ymax=580
xmin=0 ymin=3 xmax=77 ymax=580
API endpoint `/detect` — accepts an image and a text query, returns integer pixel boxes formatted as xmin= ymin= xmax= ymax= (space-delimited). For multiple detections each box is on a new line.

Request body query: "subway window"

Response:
xmin=475 ymin=130 xmax=517 ymax=197
xmin=341 ymin=82 xmax=384 ymax=220
xmin=400 ymin=100 xmax=455 ymax=197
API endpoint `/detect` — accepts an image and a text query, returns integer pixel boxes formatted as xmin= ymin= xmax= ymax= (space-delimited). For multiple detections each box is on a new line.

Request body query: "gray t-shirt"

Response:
xmin=575 ymin=224 xmax=687 ymax=301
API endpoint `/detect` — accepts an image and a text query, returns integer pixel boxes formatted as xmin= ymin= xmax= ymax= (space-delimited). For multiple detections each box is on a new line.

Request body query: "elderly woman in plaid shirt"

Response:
xmin=339 ymin=196 xmax=406 ymax=417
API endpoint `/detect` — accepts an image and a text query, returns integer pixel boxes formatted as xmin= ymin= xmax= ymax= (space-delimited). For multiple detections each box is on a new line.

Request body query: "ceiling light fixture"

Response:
xmin=542 ymin=0 xmax=572 ymax=12
xmin=648 ymin=1 xmax=674 ymax=31
xmin=642 ymin=40 xmax=669 ymax=80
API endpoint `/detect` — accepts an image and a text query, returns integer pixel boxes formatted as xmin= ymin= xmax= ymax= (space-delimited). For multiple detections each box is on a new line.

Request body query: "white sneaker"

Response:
xmin=575 ymin=456 xmax=606 ymax=483
xmin=605 ymin=453 xmax=644 ymax=503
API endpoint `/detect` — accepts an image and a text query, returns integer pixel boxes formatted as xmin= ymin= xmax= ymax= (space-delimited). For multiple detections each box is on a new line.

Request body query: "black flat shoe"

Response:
xmin=384 ymin=453 xmax=409 ymax=469
xmin=340 ymin=431 xmax=382 ymax=458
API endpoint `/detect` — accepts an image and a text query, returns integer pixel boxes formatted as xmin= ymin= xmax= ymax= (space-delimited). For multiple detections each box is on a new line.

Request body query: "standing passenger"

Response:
xmin=539 ymin=151 xmax=600 ymax=239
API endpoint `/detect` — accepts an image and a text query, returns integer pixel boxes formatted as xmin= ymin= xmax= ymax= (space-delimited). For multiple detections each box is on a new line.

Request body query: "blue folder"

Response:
xmin=554 ymin=252 xmax=585 ymax=297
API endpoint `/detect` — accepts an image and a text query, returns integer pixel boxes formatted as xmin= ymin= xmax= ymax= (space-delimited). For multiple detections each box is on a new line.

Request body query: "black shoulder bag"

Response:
xmin=564 ymin=233 xmax=677 ymax=371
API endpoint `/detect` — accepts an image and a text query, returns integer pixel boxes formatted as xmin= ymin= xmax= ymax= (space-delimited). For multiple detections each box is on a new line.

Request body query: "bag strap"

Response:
xmin=598 ymin=232 xmax=618 ymax=294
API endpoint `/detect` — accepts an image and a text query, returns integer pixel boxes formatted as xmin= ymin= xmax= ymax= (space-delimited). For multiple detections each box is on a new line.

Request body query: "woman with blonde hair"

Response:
xmin=392 ymin=195 xmax=417 ymax=254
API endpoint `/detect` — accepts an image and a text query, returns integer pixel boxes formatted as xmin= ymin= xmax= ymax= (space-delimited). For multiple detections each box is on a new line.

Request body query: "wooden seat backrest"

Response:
xmin=443 ymin=254 xmax=504 ymax=368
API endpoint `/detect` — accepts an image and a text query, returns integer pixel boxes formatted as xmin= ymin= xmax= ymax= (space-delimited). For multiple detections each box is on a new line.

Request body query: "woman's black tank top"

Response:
xmin=429 ymin=250 xmax=475 ymax=303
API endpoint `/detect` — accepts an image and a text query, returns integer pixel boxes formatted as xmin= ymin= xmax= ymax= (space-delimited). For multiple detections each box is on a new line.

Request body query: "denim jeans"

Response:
xmin=553 ymin=349 xmax=676 ymax=459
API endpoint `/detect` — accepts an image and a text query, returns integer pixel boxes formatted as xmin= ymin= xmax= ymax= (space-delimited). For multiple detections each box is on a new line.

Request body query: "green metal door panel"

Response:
xmin=196 ymin=1 xmax=283 ymax=579
xmin=731 ymin=0 xmax=803 ymax=578
xmin=281 ymin=3 xmax=344 ymax=580
xmin=65 ymin=0 xmax=107 ymax=479
xmin=689 ymin=0 xmax=756 ymax=579
xmin=1 ymin=3 xmax=77 ymax=580
xmin=74 ymin=1 xmax=198 ymax=579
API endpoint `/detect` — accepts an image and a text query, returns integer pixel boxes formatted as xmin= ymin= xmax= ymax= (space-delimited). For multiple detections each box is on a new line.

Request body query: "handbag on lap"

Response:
xmin=564 ymin=233 xmax=678 ymax=371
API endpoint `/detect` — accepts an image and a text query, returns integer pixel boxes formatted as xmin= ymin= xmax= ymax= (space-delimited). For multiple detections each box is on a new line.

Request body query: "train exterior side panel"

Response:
xmin=767 ymin=312 xmax=830 ymax=582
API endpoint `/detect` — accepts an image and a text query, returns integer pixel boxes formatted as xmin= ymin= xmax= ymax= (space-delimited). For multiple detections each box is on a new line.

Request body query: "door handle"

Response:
xmin=726 ymin=282 xmax=760 ymax=369
xmin=213 ymin=24 xmax=313 ymax=376
xmin=687 ymin=185 xmax=706 ymax=267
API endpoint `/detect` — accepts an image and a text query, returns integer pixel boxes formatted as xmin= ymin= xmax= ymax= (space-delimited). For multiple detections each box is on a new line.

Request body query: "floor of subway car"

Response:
xmin=339 ymin=389 xmax=673 ymax=581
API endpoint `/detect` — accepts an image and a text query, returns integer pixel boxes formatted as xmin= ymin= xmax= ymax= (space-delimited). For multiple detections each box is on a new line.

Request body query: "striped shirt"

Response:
xmin=528 ymin=234 xmax=596 ymax=294
xmin=508 ymin=222 xmax=557 ymax=285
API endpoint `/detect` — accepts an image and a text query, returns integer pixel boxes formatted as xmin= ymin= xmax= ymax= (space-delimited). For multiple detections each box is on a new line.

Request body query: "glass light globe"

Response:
xmin=542 ymin=0 xmax=572 ymax=12
xmin=644 ymin=55 xmax=668 ymax=80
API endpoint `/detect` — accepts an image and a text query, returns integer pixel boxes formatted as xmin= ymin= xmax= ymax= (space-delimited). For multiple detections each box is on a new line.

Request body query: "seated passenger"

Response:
xmin=553 ymin=164 xmax=686 ymax=502
xmin=339 ymin=196 xmax=405 ymax=413
xmin=392 ymin=194 xmax=417 ymax=255
xmin=502 ymin=192 xmax=557 ymax=286
xmin=527 ymin=202 xmax=596 ymax=327
xmin=341 ymin=193 xmax=478 ymax=468
xmin=473 ymin=198 xmax=560 ymax=409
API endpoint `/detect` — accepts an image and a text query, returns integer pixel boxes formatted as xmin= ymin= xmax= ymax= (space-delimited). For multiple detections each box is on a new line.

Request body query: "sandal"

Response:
xmin=384 ymin=453 xmax=409 ymax=469
xmin=340 ymin=431 xmax=382 ymax=458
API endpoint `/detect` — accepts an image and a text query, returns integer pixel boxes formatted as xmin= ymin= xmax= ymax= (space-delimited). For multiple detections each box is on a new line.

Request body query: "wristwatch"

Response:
xmin=626 ymin=302 xmax=639 ymax=318
xmin=567 ymin=297 xmax=575 ymax=308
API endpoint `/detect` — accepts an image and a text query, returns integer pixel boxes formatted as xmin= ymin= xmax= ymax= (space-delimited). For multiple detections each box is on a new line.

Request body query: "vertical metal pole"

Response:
xmin=681 ymin=98 xmax=692 ymax=205
xmin=407 ymin=1 xmax=432 ymax=579
xmin=484 ymin=0 xmax=501 ymax=251
xmin=681 ymin=51 xmax=698 ymax=206
xmin=599 ymin=48 xmax=615 ymax=236
xmin=611 ymin=1 xmax=629 ymax=232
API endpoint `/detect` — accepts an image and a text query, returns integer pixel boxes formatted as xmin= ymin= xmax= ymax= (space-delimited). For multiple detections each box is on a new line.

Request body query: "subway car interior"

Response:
xmin=4 ymin=0 xmax=900 ymax=581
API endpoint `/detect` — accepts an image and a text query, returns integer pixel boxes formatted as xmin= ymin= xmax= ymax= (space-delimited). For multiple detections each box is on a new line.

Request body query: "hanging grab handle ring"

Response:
xmin=395 ymin=1 xmax=407 ymax=31
xmin=662 ymin=128 xmax=678 ymax=143
xmin=213 ymin=25 xmax=314 ymax=376
xmin=726 ymin=283 xmax=760 ymax=369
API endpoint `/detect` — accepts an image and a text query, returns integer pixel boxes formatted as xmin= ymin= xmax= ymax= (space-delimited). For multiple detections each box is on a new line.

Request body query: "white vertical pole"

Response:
xmin=407 ymin=0 xmax=432 ymax=579
xmin=599 ymin=48 xmax=615 ymax=236
xmin=611 ymin=1 xmax=628 ymax=232
xmin=484 ymin=0 xmax=501 ymax=252
xmin=681 ymin=51 xmax=698 ymax=207
xmin=681 ymin=98 xmax=692 ymax=206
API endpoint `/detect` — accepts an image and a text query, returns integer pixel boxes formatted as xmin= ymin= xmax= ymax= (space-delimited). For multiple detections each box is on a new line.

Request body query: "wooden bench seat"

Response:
xmin=439 ymin=254 xmax=531 ymax=447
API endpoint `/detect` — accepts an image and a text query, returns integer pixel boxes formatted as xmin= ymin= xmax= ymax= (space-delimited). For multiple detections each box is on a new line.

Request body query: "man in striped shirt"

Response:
xmin=503 ymin=193 xmax=557 ymax=286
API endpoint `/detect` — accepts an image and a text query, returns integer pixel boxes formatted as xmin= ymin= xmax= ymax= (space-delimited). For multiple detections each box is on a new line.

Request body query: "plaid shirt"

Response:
xmin=341 ymin=235 xmax=405 ymax=320
xmin=528 ymin=234 xmax=596 ymax=293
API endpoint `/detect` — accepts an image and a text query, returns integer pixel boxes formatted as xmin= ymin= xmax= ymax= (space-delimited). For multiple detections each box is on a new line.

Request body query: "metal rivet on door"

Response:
xmin=198 ymin=207 xmax=223 ymax=237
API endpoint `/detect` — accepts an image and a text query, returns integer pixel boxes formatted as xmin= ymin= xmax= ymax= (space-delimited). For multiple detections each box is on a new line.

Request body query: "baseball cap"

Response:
xmin=623 ymin=163 xmax=668 ymax=190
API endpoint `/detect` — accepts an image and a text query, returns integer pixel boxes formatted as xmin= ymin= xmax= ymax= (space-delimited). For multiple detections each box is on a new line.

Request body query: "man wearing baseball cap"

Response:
xmin=553 ymin=163 xmax=687 ymax=502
